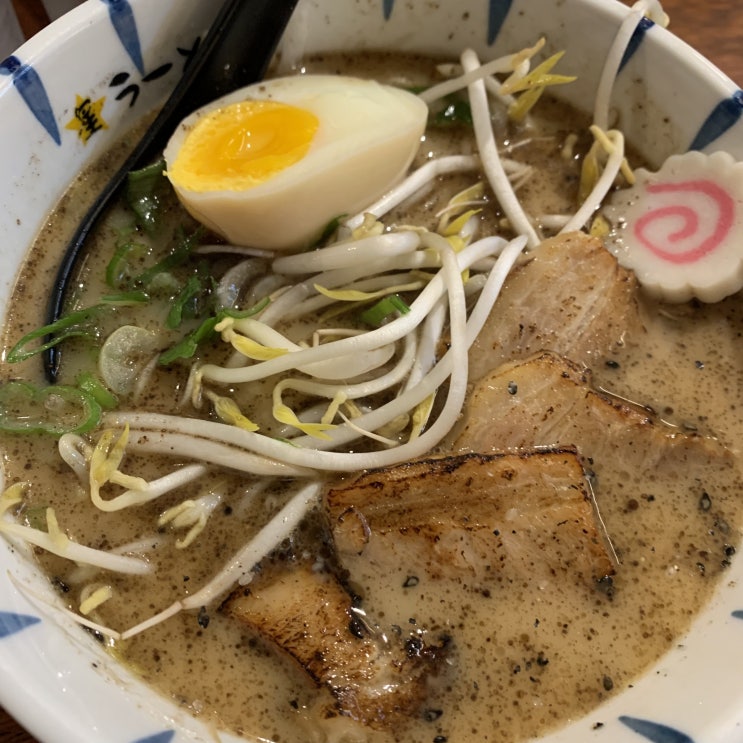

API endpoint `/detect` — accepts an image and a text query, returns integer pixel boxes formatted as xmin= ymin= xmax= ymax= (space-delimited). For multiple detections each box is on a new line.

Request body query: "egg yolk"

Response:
xmin=168 ymin=100 xmax=319 ymax=192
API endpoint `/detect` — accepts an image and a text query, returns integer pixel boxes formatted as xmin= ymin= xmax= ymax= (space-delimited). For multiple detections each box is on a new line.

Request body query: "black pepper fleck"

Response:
xmin=348 ymin=615 xmax=366 ymax=638
xmin=596 ymin=575 xmax=615 ymax=598
xmin=52 ymin=576 xmax=70 ymax=593
xmin=405 ymin=636 xmax=424 ymax=658
xmin=507 ymin=381 xmax=518 ymax=395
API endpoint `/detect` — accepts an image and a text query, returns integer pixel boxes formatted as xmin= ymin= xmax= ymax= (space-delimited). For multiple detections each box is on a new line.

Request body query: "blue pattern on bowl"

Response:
xmin=3 ymin=0 xmax=740 ymax=159
xmin=132 ymin=731 xmax=176 ymax=743
xmin=0 ymin=611 xmax=41 ymax=639
xmin=0 ymin=56 xmax=60 ymax=144
xmin=0 ymin=0 xmax=186 ymax=149
xmin=487 ymin=0 xmax=514 ymax=45
xmin=619 ymin=15 xmax=654 ymax=72
xmin=689 ymin=90 xmax=743 ymax=151
xmin=619 ymin=716 xmax=694 ymax=743
xmin=0 ymin=609 xmax=178 ymax=743
xmin=102 ymin=0 xmax=144 ymax=74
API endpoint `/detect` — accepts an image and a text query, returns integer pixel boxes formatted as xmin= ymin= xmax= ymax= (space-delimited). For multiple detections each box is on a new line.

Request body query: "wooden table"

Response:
xmin=0 ymin=1 xmax=740 ymax=741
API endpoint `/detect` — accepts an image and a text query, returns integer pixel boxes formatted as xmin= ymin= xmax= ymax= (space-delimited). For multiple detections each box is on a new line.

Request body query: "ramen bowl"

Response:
xmin=1 ymin=1 xmax=743 ymax=742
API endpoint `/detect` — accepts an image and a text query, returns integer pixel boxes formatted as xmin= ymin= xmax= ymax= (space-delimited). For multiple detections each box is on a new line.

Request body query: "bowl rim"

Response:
xmin=2 ymin=1 xmax=743 ymax=742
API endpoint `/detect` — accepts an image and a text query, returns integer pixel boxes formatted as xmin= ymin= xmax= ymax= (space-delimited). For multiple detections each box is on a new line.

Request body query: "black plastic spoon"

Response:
xmin=43 ymin=0 xmax=299 ymax=381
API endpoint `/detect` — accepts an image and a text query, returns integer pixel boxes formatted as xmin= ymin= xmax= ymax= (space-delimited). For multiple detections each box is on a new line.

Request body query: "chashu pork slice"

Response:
xmin=223 ymin=560 xmax=447 ymax=729
xmin=451 ymin=351 xmax=730 ymax=475
xmin=468 ymin=231 xmax=640 ymax=382
xmin=325 ymin=449 xmax=615 ymax=590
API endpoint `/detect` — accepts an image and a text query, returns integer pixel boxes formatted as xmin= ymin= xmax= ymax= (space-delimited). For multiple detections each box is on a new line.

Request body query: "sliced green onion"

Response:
xmin=98 ymin=325 xmax=162 ymax=397
xmin=433 ymin=95 xmax=473 ymax=127
xmin=126 ymin=159 xmax=168 ymax=234
xmin=158 ymin=317 xmax=220 ymax=366
xmin=167 ymin=275 xmax=204 ymax=329
xmin=136 ymin=226 xmax=203 ymax=288
xmin=0 ymin=380 xmax=101 ymax=436
xmin=77 ymin=371 xmax=119 ymax=411
xmin=145 ymin=272 xmax=181 ymax=295
xmin=158 ymin=298 xmax=270 ymax=366
xmin=23 ymin=506 xmax=48 ymax=531
xmin=359 ymin=294 xmax=411 ymax=327
xmin=100 ymin=290 xmax=150 ymax=305
xmin=313 ymin=214 xmax=348 ymax=246
xmin=6 ymin=305 xmax=104 ymax=363
xmin=105 ymin=238 xmax=147 ymax=289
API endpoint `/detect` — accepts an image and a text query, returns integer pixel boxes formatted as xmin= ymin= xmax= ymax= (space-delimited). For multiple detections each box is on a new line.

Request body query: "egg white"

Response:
xmin=164 ymin=75 xmax=429 ymax=251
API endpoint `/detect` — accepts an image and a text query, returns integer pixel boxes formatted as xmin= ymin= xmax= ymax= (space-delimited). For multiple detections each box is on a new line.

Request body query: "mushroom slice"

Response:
xmin=325 ymin=448 xmax=615 ymax=589
xmin=223 ymin=560 xmax=447 ymax=729
xmin=468 ymin=231 xmax=640 ymax=382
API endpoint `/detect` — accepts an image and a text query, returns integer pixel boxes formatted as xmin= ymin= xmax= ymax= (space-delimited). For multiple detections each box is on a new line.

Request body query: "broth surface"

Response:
xmin=2 ymin=52 xmax=743 ymax=743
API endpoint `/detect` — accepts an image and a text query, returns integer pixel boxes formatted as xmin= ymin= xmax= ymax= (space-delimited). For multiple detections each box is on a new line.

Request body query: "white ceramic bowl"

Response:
xmin=2 ymin=1 xmax=743 ymax=742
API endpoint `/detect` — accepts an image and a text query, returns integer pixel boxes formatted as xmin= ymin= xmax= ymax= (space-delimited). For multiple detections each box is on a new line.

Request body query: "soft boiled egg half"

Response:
xmin=163 ymin=74 xmax=429 ymax=251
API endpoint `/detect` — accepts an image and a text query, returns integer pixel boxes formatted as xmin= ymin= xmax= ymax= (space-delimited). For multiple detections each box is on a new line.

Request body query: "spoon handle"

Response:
xmin=44 ymin=0 xmax=299 ymax=381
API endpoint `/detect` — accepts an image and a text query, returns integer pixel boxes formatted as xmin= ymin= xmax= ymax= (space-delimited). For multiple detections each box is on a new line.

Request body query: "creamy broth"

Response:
xmin=2 ymin=52 xmax=743 ymax=743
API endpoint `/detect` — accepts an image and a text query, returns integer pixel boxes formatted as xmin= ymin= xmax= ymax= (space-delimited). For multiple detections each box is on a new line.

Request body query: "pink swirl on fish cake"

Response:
xmin=633 ymin=179 xmax=734 ymax=265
